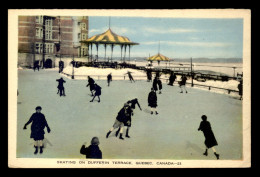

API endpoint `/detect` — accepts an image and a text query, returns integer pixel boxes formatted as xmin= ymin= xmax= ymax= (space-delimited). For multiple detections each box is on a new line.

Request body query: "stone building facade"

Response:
xmin=18 ymin=16 xmax=89 ymax=68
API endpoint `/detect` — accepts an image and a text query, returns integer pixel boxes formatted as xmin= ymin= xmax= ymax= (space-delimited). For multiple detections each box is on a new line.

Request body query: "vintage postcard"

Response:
xmin=8 ymin=9 xmax=251 ymax=168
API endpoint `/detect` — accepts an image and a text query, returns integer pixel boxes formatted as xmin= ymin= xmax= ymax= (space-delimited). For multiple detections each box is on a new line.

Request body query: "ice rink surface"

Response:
xmin=17 ymin=69 xmax=242 ymax=160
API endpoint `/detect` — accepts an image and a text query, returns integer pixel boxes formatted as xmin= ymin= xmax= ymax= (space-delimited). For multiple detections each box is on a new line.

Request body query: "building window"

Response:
xmin=36 ymin=27 xmax=43 ymax=38
xmin=45 ymin=18 xmax=53 ymax=40
xmin=81 ymin=23 xmax=86 ymax=30
xmin=82 ymin=34 xmax=86 ymax=40
xmin=35 ymin=43 xmax=43 ymax=54
xmin=44 ymin=43 xmax=54 ymax=54
xmin=36 ymin=16 xmax=43 ymax=24
xmin=78 ymin=33 xmax=81 ymax=40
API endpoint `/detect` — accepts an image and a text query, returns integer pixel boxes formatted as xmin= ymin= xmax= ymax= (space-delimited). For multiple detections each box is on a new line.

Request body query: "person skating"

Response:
xmin=86 ymin=76 xmax=95 ymax=96
xmin=56 ymin=77 xmax=66 ymax=96
xmin=152 ymin=77 xmax=158 ymax=92
xmin=23 ymin=106 xmax=51 ymax=154
xmin=125 ymin=71 xmax=135 ymax=83
xmin=168 ymin=72 xmax=176 ymax=86
xmin=116 ymin=98 xmax=142 ymax=138
xmin=157 ymin=78 xmax=162 ymax=94
xmin=115 ymin=104 xmax=132 ymax=138
xmin=179 ymin=74 xmax=188 ymax=93
xmin=148 ymin=88 xmax=158 ymax=115
xmin=80 ymin=137 xmax=102 ymax=159
xmin=238 ymin=80 xmax=243 ymax=100
xmin=106 ymin=103 xmax=130 ymax=140
xmin=90 ymin=84 xmax=101 ymax=103
xmin=198 ymin=115 xmax=220 ymax=160
xmin=107 ymin=73 xmax=112 ymax=87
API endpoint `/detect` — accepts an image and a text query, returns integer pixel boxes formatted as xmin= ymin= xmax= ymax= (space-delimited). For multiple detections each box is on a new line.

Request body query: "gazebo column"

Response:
xmin=90 ymin=43 xmax=93 ymax=62
xmin=110 ymin=44 xmax=114 ymax=62
xmin=120 ymin=45 xmax=123 ymax=63
xmin=128 ymin=44 xmax=131 ymax=63
xmin=104 ymin=44 xmax=107 ymax=61
xmin=124 ymin=44 xmax=127 ymax=63
xmin=95 ymin=43 xmax=99 ymax=62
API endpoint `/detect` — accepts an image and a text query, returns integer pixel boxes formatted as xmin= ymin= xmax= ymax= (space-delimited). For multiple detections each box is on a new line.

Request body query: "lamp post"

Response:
xmin=232 ymin=67 xmax=237 ymax=78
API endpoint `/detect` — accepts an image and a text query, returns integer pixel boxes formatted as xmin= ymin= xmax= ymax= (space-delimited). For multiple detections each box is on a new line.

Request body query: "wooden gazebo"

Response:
xmin=81 ymin=28 xmax=139 ymax=62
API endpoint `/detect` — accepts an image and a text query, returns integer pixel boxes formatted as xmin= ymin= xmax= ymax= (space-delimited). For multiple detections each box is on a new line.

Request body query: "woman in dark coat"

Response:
xmin=148 ymin=88 xmax=158 ymax=115
xmin=90 ymin=84 xmax=102 ymax=103
xmin=80 ymin=137 xmax=102 ymax=159
xmin=23 ymin=106 xmax=51 ymax=154
xmin=152 ymin=77 xmax=158 ymax=92
xmin=198 ymin=115 xmax=220 ymax=159
xmin=86 ymin=76 xmax=95 ymax=96
xmin=168 ymin=72 xmax=176 ymax=86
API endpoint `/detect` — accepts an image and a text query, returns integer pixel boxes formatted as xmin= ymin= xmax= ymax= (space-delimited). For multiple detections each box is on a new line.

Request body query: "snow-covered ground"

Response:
xmin=17 ymin=69 xmax=242 ymax=160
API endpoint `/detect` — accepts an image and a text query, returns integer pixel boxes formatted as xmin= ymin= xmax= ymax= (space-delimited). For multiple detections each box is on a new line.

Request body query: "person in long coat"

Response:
xmin=90 ymin=84 xmax=101 ymax=103
xmin=56 ymin=77 xmax=66 ymax=96
xmin=146 ymin=69 xmax=152 ymax=82
xmin=23 ymin=106 xmax=51 ymax=154
xmin=157 ymin=78 xmax=162 ymax=94
xmin=107 ymin=73 xmax=112 ymax=87
xmin=198 ymin=115 xmax=220 ymax=159
xmin=168 ymin=72 xmax=176 ymax=86
xmin=86 ymin=76 xmax=95 ymax=96
xmin=80 ymin=137 xmax=102 ymax=159
xmin=106 ymin=103 xmax=130 ymax=140
xmin=152 ymin=77 xmax=158 ymax=92
xmin=148 ymin=88 xmax=158 ymax=115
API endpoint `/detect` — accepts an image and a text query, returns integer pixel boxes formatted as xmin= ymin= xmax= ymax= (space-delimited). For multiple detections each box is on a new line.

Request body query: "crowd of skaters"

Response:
xmin=21 ymin=67 xmax=227 ymax=160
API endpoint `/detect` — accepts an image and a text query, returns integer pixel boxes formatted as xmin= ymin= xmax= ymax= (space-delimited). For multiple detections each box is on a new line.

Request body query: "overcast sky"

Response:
xmin=88 ymin=16 xmax=243 ymax=59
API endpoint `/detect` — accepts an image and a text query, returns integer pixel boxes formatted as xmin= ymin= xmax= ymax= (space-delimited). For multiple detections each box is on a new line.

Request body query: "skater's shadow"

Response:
xmin=29 ymin=138 xmax=53 ymax=148
xmin=185 ymin=141 xmax=204 ymax=154
xmin=143 ymin=109 xmax=151 ymax=114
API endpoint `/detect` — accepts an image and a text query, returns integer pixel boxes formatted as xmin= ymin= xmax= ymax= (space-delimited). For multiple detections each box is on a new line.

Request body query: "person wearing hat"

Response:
xmin=148 ymin=88 xmax=158 ymax=115
xmin=107 ymin=73 xmax=112 ymax=87
xmin=198 ymin=115 xmax=220 ymax=160
xmin=23 ymin=106 xmax=51 ymax=154
xmin=56 ymin=77 xmax=66 ymax=97
xmin=106 ymin=103 xmax=130 ymax=140
xmin=80 ymin=137 xmax=102 ymax=159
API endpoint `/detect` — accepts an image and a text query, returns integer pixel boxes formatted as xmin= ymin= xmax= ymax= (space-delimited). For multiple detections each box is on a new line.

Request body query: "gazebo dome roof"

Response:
xmin=147 ymin=53 xmax=170 ymax=61
xmin=82 ymin=28 xmax=139 ymax=45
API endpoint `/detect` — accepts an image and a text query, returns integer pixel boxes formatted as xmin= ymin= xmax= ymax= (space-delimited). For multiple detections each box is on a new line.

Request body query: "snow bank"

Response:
xmin=62 ymin=66 xmax=147 ymax=80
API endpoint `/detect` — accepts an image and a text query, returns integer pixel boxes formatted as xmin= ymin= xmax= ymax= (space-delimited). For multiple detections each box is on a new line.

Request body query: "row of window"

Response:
xmin=78 ymin=33 xmax=87 ymax=40
xmin=35 ymin=43 xmax=54 ymax=54
xmin=36 ymin=27 xmax=53 ymax=40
